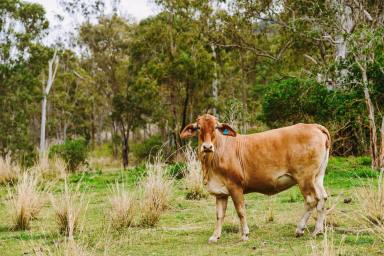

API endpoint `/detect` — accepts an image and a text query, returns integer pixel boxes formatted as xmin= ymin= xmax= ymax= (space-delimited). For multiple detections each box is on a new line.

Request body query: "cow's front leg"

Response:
xmin=231 ymin=189 xmax=249 ymax=241
xmin=209 ymin=195 xmax=228 ymax=243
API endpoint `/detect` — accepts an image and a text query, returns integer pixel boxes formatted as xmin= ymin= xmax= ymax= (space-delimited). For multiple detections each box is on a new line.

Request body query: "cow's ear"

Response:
xmin=180 ymin=123 xmax=198 ymax=139
xmin=217 ymin=123 xmax=237 ymax=137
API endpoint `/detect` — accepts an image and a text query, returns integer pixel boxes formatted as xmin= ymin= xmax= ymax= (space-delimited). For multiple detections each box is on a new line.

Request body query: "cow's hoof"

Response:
xmin=312 ymin=229 xmax=323 ymax=237
xmin=208 ymin=236 xmax=219 ymax=243
xmin=241 ymin=234 xmax=249 ymax=242
xmin=295 ymin=229 xmax=304 ymax=237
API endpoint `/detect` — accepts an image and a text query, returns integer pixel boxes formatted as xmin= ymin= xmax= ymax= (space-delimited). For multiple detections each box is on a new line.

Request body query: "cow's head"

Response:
xmin=180 ymin=114 xmax=236 ymax=154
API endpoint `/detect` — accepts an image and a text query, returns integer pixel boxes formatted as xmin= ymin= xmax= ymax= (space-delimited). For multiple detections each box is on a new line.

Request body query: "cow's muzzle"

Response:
xmin=201 ymin=143 xmax=214 ymax=153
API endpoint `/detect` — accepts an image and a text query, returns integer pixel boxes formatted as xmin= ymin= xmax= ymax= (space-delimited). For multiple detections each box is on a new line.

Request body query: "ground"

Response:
xmin=0 ymin=156 xmax=383 ymax=255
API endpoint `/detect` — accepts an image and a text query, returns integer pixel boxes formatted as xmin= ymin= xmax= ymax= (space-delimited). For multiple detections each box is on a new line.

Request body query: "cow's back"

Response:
xmin=235 ymin=124 xmax=328 ymax=194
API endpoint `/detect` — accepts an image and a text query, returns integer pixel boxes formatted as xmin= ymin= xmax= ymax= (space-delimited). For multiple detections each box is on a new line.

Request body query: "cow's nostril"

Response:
xmin=203 ymin=144 xmax=213 ymax=151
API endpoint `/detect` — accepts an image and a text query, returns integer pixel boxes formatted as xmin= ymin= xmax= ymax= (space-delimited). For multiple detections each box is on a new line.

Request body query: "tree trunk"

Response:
xmin=122 ymin=126 xmax=129 ymax=169
xmin=39 ymin=49 xmax=59 ymax=155
xmin=40 ymin=95 xmax=47 ymax=153
xmin=211 ymin=43 xmax=219 ymax=116
xmin=362 ymin=69 xmax=379 ymax=169
xmin=380 ymin=117 xmax=384 ymax=171
xmin=181 ymin=83 xmax=190 ymax=133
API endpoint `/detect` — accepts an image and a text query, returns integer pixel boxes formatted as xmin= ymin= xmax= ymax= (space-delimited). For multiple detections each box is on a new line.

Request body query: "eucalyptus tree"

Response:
xmin=0 ymin=0 xmax=49 ymax=164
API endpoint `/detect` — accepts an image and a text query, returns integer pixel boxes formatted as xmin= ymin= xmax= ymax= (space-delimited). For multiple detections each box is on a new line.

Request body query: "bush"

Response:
xmin=261 ymin=78 xmax=368 ymax=155
xmin=50 ymin=138 xmax=89 ymax=172
xmin=132 ymin=135 xmax=163 ymax=161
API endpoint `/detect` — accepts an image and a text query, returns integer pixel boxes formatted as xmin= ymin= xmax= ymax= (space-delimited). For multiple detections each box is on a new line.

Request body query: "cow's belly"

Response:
xmin=206 ymin=175 xmax=229 ymax=196
xmin=245 ymin=172 xmax=297 ymax=195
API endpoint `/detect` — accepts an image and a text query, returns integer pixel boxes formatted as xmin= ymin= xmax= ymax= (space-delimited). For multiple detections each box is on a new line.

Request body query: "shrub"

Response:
xmin=132 ymin=135 xmax=163 ymax=161
xmin=139 ymin=159 xmax=173 ymax=227
xmin=0 ymin=155 xmax=21 ymax=185
xmin=109 ymin=182 xmax=136 ymax=230
xmin=8 ymin=172 xmax=42 ymax=230
xmin=261 ymin=78 xmax=367 ymax=155
xmin=183 ymin=146 xmax=207 ymax=200
xmin=50 ymin=138 xmax=89 ymax=172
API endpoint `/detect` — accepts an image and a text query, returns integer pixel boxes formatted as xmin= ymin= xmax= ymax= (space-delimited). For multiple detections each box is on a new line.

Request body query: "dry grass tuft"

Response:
xmin=31 ymin=154 xmax=67 ymax=180
xmin=354 ymin=173 xmax=384 ymax=241
xmin=109 ymin=182 xmax=136 ymax=230
xmin=183 ymin=145 xmax=207 ymax=200
xmin=33 ymin=238 xmax=89 ymax=256
xmin=309 ymin=226 xmax=346 ymax=256
xmin=0 ymin=155 xmax=21 ymax=185
xmin=51 ymin=180 xmax=85 ymax=238
xmin=265 ymin=199 xmax=275 ymax=223
xmin=8 ymin=172 xmax=42 ymax=230
xmin=139 ymin=157 xmax=173 ymax=227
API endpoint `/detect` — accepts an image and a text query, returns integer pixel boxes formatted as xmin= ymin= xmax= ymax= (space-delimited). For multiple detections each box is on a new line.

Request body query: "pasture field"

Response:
xmin=0 ymin=156 xmax=383 ymax=255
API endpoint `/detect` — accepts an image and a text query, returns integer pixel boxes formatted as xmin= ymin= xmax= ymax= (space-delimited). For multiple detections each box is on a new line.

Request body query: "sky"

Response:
xmin=26 ymin=0 xmax=158 ymax=45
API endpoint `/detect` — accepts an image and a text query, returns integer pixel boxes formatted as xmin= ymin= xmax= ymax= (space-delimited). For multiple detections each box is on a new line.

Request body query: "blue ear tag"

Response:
xmin=223 ymin=129 xmax=229 ymax=135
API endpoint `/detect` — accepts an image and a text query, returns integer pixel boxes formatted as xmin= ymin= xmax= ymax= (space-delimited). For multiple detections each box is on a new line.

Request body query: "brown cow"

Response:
xmin=180 ymin=114 xmax=330 ymax=243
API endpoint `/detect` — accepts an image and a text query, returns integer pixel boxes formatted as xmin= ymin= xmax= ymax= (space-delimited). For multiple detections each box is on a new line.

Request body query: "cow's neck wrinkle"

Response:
xmin=199 ymin=131 xmax=230 ymax=184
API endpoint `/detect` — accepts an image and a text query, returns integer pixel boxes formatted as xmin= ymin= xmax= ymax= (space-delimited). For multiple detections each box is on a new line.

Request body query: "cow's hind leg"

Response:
xmin=295 ymin=177 xmax=318 ymax=237
xmin=313 ymin=151 xmax=329 ymax=236
xmin=209 ymin=195 xmax=228 ymax=243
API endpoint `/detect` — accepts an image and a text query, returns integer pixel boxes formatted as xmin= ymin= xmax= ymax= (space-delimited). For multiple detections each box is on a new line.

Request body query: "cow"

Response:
xmin=180 ymin=114 xmax=330 ymax=243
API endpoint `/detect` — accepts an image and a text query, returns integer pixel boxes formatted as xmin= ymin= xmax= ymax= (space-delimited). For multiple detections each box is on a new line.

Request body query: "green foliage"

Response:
xmin=167 ymin=162 xmax=186 ymax=180
xmin=261 ymin=78 xmax=369 ymax=155
xmin=0 ymin=1 xmax=49 ymax=165
xmin=131 ymin=136 xmax=163 ymax=161
xmin=49 ymin=138 xmax=89 ymax=171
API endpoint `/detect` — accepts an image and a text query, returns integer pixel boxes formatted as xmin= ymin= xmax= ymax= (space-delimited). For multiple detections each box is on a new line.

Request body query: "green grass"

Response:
xmin=1 ymin=156 xmax=383 ymax=255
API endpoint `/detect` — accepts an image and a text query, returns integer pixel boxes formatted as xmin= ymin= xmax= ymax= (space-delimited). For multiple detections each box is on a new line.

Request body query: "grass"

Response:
xmin=109 ymin=182 xmax=136 ymax=229
xmin=0 ymin=156 xmax=383 ymax=255
xmin=50 ymin=180 xmax=85 ymax=237
xmin=183 ymin=145 xmax=207 ymax=200
xmin=0 ymin=155 xmax=21 ymax=185
xmin=7 ymin=172 xmax=42 ymax=230
xmin=139 ymin=159 xmax=173 ymax=227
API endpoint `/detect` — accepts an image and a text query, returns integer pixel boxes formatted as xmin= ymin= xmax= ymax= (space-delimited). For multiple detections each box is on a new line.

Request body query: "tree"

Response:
xmin=40 ymin=49 xmax=59 ymax=154
xmin=0 ymin=0 xmax=49 ymax=164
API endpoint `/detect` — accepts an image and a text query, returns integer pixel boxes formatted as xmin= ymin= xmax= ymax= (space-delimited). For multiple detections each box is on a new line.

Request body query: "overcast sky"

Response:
xmin=26 ymin=0 xmax=158 ymax=45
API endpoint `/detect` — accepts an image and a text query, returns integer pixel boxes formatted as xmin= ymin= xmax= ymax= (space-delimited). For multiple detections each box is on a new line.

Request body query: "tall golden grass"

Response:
xmin=109 ymin=182 xmax=136 ymax=229
xmin=139 ymin=157 xmax=173 ymax=227
xmin=31 ymin=153 xmax=67 ymax=180
xmin=354 ymin=173 xmax=384 ymax=241
xmin=0 ymin=155 xmax=21 ymax=185
xmin=309 ymin=225 xmax=346 ymax=256
xmin=183 ymin=145 xmax=207 ymax=200
xmin=8 ymin=172 xmax=42 ymax=230
xmin=51 ymin=180 xmax=86 ymax=238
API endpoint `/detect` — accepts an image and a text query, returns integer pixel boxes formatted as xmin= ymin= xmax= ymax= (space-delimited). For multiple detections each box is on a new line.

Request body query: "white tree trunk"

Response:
xmin=39 ymin=49 xmax=59 ymax=154
xmin=362 ymin=69 xmax=379 ymax=169
xmin=334 ymin=1 xmax=354 ymax=85
xmin=211 ymin=43 xmax=219 ymax=116
xmin=40 ymin=95 xmax=47 ymax=152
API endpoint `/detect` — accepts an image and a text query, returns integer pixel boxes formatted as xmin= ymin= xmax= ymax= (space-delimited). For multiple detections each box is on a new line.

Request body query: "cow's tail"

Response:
xmin=315 ymin=124 xmax=330 ymax=200
xmin=315 ymin=124 xmax=331 ymax=150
